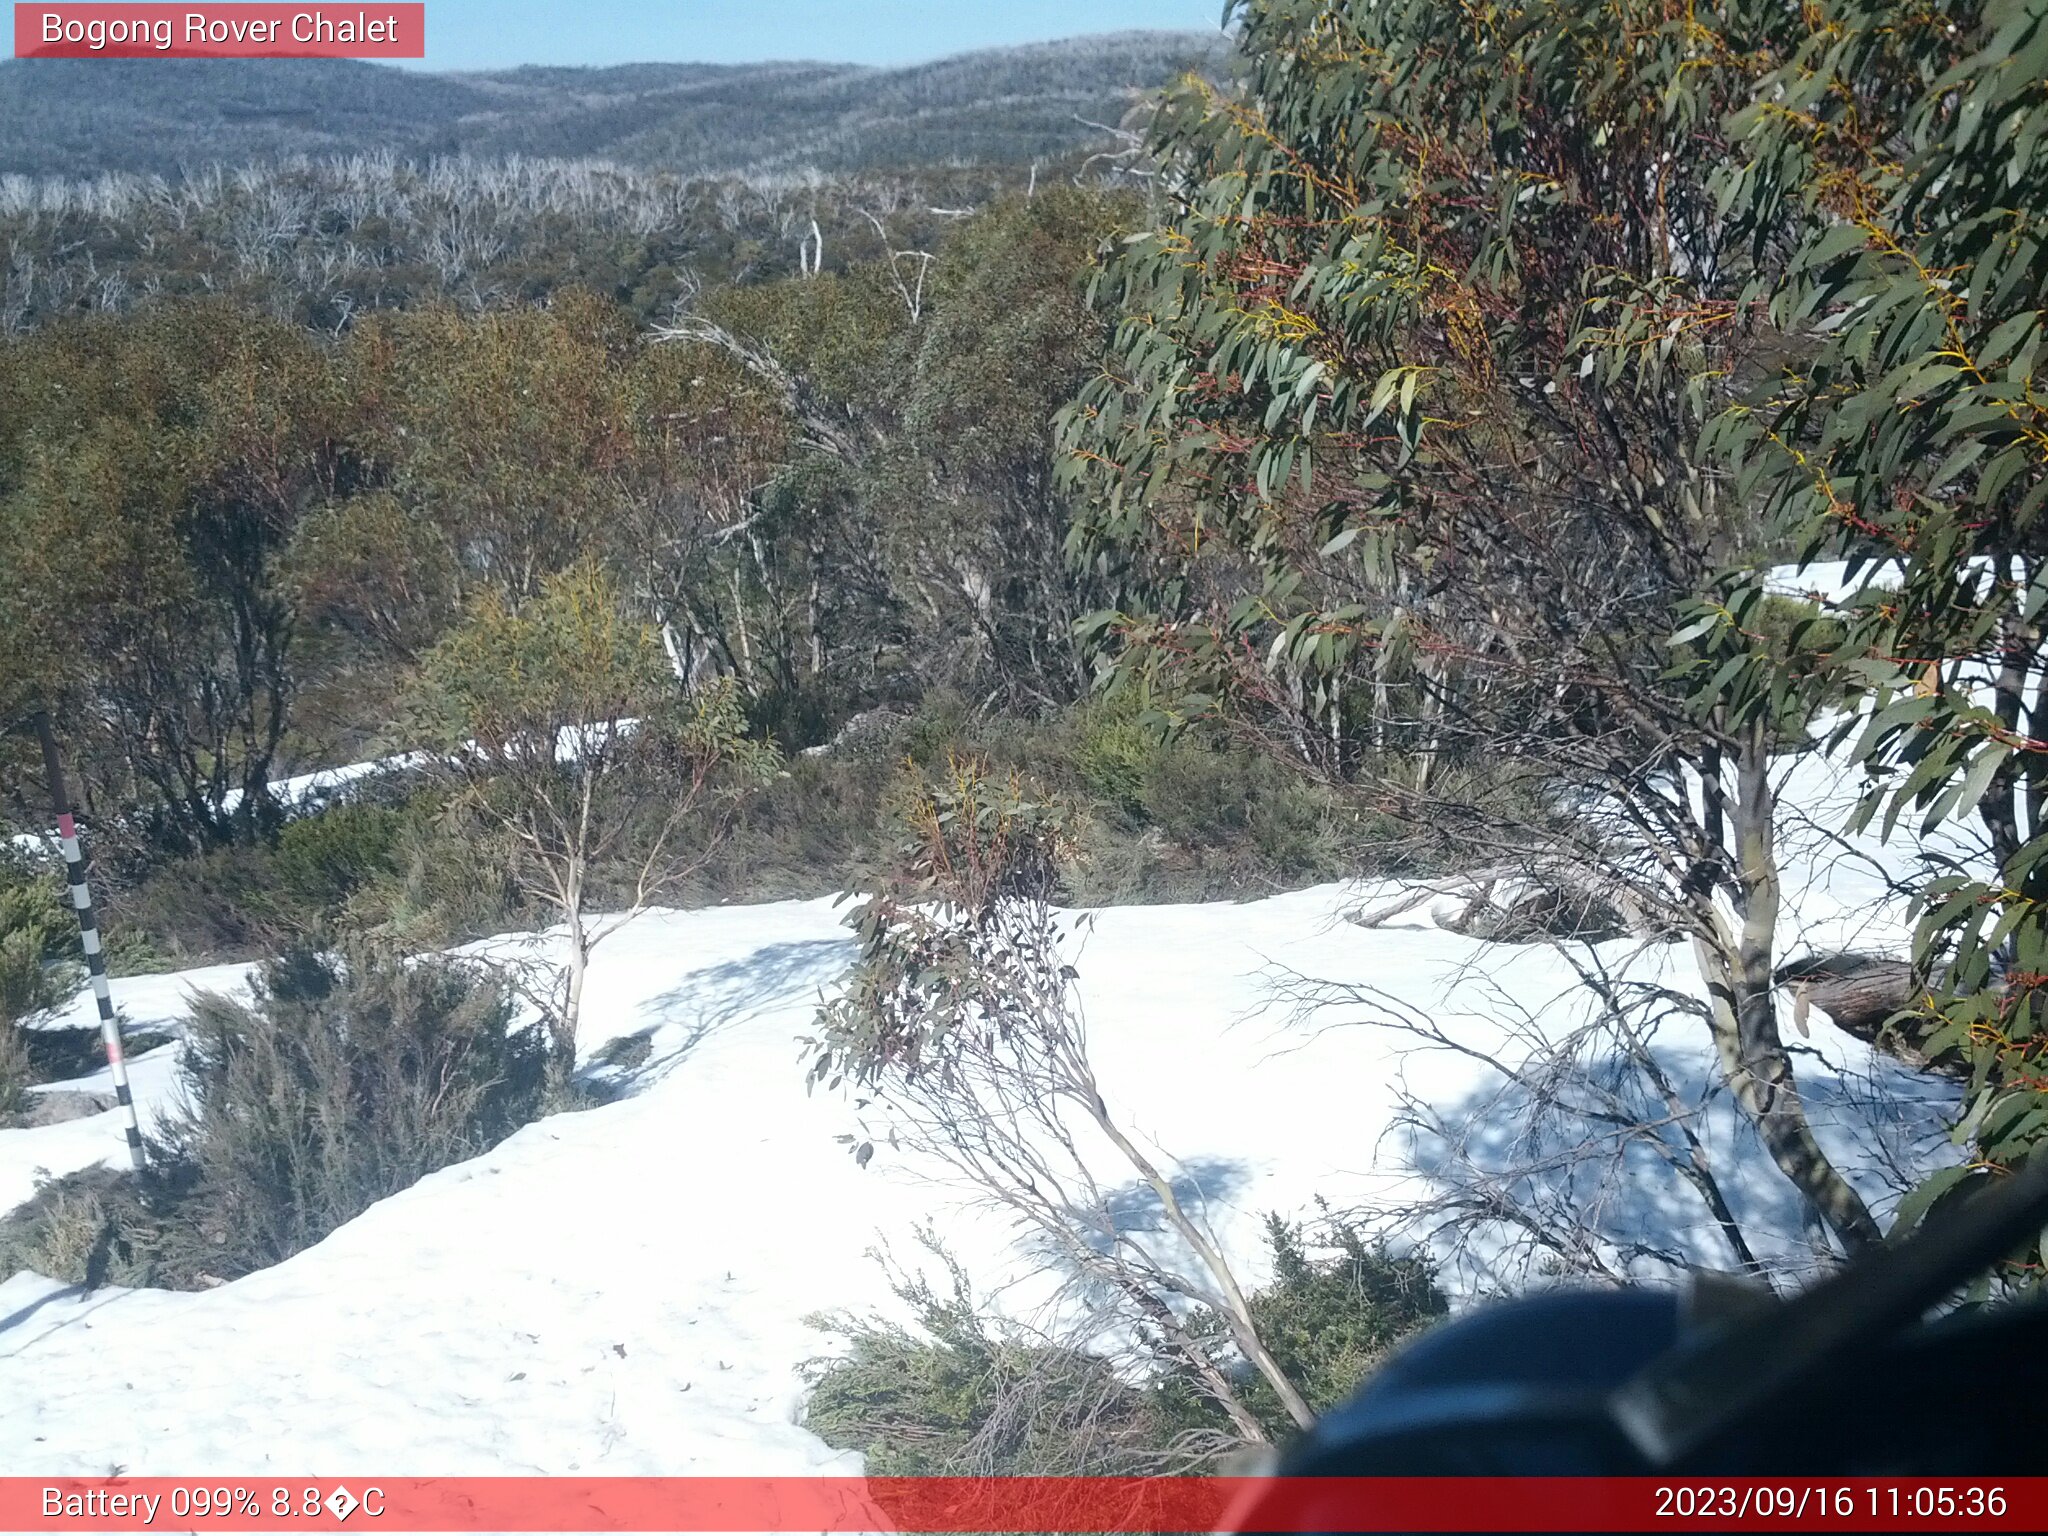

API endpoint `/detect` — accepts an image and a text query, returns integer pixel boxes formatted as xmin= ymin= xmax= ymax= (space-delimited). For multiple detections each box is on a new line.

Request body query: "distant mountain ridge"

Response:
xmin=0 ymin=32 xmax=1231 ymax=178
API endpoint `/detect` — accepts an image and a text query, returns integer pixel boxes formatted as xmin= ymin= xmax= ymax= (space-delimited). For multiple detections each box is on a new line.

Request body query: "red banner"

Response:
xmin=13 ymin=5 xmax=424 ymax=59
xmin=0 ymin=1477 xmax=2041 ymax=1532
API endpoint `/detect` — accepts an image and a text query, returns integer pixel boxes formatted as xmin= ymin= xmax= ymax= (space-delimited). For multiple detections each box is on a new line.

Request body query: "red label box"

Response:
xmin=2 ymin=1476 xmax=2045 ymax=1533
xmin=14 ymin=5 xmax=425 ymax=59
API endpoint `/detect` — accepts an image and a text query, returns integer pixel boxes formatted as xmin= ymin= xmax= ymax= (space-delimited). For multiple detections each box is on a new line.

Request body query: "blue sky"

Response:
xmin=404 ymin=2 xmax=1230 ymax=71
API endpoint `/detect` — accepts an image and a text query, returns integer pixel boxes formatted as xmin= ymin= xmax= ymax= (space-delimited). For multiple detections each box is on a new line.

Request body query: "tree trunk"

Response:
xmin=1086 ymin=1091 xmax=1317 ymax=1430
xmin=1691 ymin=733 xmax=1883 ymax=1254
xmin=556 ymin=909 xmax=588 ymax=1091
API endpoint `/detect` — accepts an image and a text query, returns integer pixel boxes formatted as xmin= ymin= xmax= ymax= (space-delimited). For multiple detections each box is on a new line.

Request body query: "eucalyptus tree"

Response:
xmin=656 ymin=190 xmax=1130 ymax=720
xmin=410 ymin=561 xmax=771 ymax=1081
xmin=1058 ymin=0 xmax=1888 ymax=1259
xmin=0 ymin=303 xmax=350 ymax=848
xmin=1702 ymin=0 xmax=2048 ymax=1279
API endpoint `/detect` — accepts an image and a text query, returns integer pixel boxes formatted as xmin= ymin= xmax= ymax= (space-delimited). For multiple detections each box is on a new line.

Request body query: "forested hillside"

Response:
xmin=0 ymin=33 xmax=1226 ymax=178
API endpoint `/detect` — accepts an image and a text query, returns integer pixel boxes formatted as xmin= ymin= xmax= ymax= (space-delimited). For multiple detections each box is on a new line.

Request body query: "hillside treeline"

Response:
xmin=0 ymin=155 xmax=1057 ymax=333
xmin=0 ymin=34 xmax=1226 ymax=179
xmin=0 ymin=185 xmax=1126 ymax=856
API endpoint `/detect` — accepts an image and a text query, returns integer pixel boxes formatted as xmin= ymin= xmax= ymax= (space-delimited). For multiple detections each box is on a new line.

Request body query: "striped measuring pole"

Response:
xmin=34 ymin=713 xmax=146 ymax=1172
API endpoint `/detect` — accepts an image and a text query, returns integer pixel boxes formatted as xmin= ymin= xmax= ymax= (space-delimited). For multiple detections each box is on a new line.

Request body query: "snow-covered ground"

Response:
xmin=0 ymin=717 xmax=1974 ymax=1476
xmin=0 ymin=893 xmax=1958 ymax=1471
xmin=8 ymin=723 xmax=622 ymax=855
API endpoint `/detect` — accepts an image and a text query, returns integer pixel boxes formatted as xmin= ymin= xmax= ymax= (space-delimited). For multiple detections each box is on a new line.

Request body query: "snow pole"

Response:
xmin=33 ymin=712 xmax=146 ymax=1172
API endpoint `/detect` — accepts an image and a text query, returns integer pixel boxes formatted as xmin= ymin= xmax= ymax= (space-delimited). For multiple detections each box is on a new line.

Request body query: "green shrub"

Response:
xmin=165 ymin=947 xmax=548 ymax=1273
xmin=101 ymin=928 xmax=180 ymax=977
xmin=112 ymin=797 xmax=418 ymax=962
xmin=896 ymin=691 xmax=976 ymax=767
xmin=68 ymin=779 xmax=491 ymax=969
xmin=1071 ymin=700 xmax=1162 ymax=821
xmin=357 ymin=798 xmax=527 ymax=948
xmin=0 ymin=860 xmax=81 ymax=1024
xmin=805 ymin=1240 xmax=1191 ymax=1476
xmin=0 ymin=860 xmax=83 ymax=1113
xmin=805 ymin=1212 xmax=1449 ymax=1473
xmin=0 ymin=1166 xmax=155 ymax=1288
xmin=653 ymin=752 xmax=898 ymax=906
xmin=0 ymin=944 xmax=550 ymax=1289
xmin=0 ymin=1020 xmax=28 ymax=1118
xmin=105 ymin=844 xmax=297 ymax=967
xmin=272 ymin=802 xmax=404 ymax=919
xmin=66 ymin=694 xmax=1455 ymax=969
xmin=1216 ymin=1210 xmax=1449 ymax=1439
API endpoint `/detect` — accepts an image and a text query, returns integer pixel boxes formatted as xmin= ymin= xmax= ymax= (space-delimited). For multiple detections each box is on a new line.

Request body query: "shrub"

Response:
xmin=0 ymin=1019 xmax=28 ymax=1118
xmin=1071 ymin=699 xmax=1162 ymax=821
xmin=272 ymin=802 xmax=404 ymax=920
xmin=804 ymin=1212 xmax=1449 ymax=1475
xmin=101 ymin=927 xmax=179 ymax=977
xmin=105 ymin=844 xmax=297 ymax=967
xmin=0 ymin=859 xmax=82 ymax=1114
xmin=1210 ymin=1210 xmax=1448 ymax=1440
xmin=358 ymin=798 xmax=528 ymax=948
xmin=0 ymin=859 xmax=81 ymax=1024
xmin=662 ymin=752 xmax=896 ymax=905
xmin=66 ymin=691 xmax=1453 ymax=973
xmin=162 ymin=947 xmax=549 ymax=1274
xmin=0 ymin=1165 xmax=158 ymax=1288
xmin=85 ymin=779 xmax=508 ymax=968
xmin=895 ymin=691 xmax=976 ymax=767
xmin=0 ymin=944 xmax=550 ymax=1289
xmin=805 ymin=1240 xmax=1198 ymax=1477
xmin=110 ymin=796 xmax=420 ymax=963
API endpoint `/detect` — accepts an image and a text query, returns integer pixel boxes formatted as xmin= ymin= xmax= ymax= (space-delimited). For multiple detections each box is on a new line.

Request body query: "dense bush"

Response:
xmin=0 ymin=1015 xmax=27 ymax=1119
xmin=104 ymin=844 xmax=306 ymax=965
xmin=272 ymin=802 xmax=405 ymax=919
xmin=805 ymin=1213 xmax=1448 ymax=1473
xmin=805 ymin=1242 xmax=1204 ymax=1477
xmin=1204 ymin=1212 xmax=1448 ymax=1441
xmin=357 ymin=797 xmax=528 ymax=950
xmin=1070 ymin=699 xmax=1162 ymax=819
xmin=0 ymin=945 xmax=550 ymax=1289
xmin=0 ymin=859 xmax=79 ymax=1024
xmin=873 ymin=698 xmax=1427 ymax=903
xmin=98 ymin=783 xmax=521 ymax=964
xmin=61 ymin=681 xmax=1466 ymax=977
xmin=0 ymin=859 xmax=81 ymax=1114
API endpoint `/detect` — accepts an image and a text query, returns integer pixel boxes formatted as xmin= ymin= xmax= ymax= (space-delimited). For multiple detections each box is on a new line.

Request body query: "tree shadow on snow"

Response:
xmin=0 ymin=1281 xmax=87 ymax=1341
xmin=1021 ymin=1154 xmax=1258 ymax=1311
xmin=584 ymin=936 xmax=852 ymax=1095
xmin=1394 ymin=1039 xmax=1960 ymax=1294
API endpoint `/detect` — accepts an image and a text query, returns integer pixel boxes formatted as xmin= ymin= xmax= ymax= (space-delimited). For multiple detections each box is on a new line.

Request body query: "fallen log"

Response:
xmin=1346 ymin=868 xmax=1634 ymax=943
xmin=1774 ymin=952 xmax=1967 ymax=1079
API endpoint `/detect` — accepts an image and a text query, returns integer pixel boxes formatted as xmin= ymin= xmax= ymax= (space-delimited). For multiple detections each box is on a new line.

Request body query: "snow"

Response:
xmin=0 ymin=859 xmax=1961 ymax=1476
xmin=9 ymin=725 xmax=629 ymax=856
xmin=1761 ymin=559 xmax=1892 ymax=607
xmin=1761 ymin=554 xmax=2031 ymax=609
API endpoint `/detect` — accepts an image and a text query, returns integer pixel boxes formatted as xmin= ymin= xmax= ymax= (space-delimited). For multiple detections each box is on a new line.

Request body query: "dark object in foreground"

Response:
xmin=1224 ymin=1159 xmax=2048 ymax=1525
